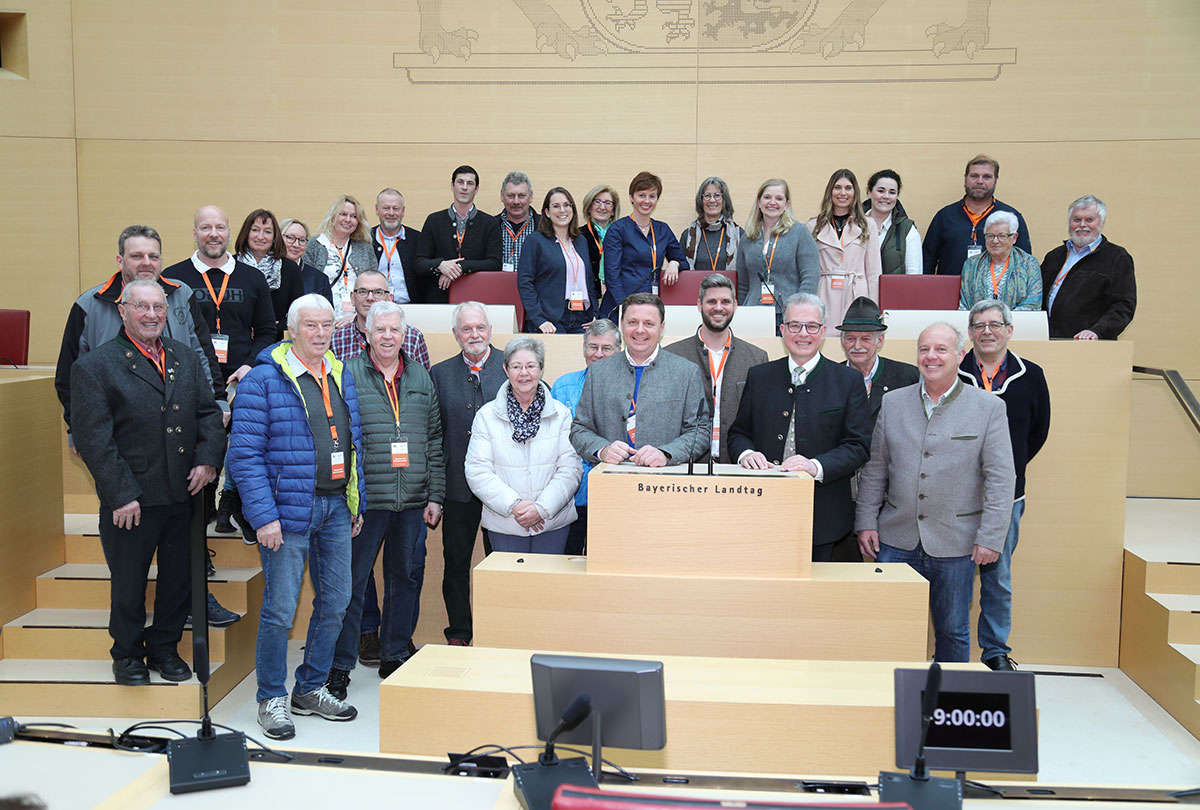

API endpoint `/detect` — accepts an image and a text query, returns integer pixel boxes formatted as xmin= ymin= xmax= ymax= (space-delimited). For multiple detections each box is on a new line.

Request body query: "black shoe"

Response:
xmin=206 ymin=547 xmax=216 ymax=579
xmin=206 ymin=593 xmax=241 ymax=628
xmin=407 ymin=640 xmax=418 ymax=657
xmin=326 ymin=667 xmax=352 ymax=700
xmin=203 ymin=482 xmax=218 ymax=525
xmin=148 ymin=653 xmax=192 ymax=682
xmin=379 ymin=654 xmax=411 ymax=679
xmin=358 ymin=631 xmax=381 ymax=667
xmin=214 ymin=489 xmax=238 ymax=534
xmin=983 ymin=654 xmax=1018 ymax=671
xmin=113 ymin=657 xmax=150 ymax=686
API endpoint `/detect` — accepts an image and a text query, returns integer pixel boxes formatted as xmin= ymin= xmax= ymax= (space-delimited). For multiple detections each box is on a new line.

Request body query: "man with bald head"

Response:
xmin=855 ymin=321 xmax=1015 ymax=663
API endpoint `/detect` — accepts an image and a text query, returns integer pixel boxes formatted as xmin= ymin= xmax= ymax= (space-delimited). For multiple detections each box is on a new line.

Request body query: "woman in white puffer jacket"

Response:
xmin=466 ymin=337 xmax=582 ymax=553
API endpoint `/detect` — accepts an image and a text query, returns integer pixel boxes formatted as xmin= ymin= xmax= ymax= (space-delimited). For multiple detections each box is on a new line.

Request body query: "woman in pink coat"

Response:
xmin=807 ymin=169 xmax=881 ymax=329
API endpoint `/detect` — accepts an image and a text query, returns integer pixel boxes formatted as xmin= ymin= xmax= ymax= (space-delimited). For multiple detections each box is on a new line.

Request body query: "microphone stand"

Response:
xmin=878 ymin=663 xmax=962 ymax=810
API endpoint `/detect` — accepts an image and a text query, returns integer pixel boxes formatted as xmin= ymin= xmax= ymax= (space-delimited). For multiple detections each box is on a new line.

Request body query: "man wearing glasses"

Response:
xmin=330 ymin=270 xmax=431 ymax=370
xmin=729 ymin=292 xmax=872 ymax=561
xmin=957 ymin=300 xmax=1051 ymax=671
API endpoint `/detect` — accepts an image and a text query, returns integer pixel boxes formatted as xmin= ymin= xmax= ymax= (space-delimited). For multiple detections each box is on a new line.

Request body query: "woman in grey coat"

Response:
xmin=301 ymin=194 xmax=377 ymax=317
xmin=735 ymin=178 xmax=820 ymax=331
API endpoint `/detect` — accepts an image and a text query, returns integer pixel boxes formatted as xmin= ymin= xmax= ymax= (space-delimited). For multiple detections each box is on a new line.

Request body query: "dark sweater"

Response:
xmin=923 ymin=197 xmax=1031 ymax=276
xmin=414 ymin=207 xmax=503 ymax=304
xmin=164 ymin=257 xmax=278 ymax=375
xmin=958 ymin=350 xmax=1051 ymax=499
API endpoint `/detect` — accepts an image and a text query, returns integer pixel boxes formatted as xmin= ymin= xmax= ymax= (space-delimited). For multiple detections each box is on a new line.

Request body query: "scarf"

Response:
xmin=507 ymin=382 xmax=546 ymax=444
xmin=239 ymin=251 xmax=283 ymax=290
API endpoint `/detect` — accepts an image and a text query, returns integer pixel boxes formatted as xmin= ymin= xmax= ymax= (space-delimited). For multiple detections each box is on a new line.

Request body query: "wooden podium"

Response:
xmin=586 ymin=463 xmax=813 ymax=578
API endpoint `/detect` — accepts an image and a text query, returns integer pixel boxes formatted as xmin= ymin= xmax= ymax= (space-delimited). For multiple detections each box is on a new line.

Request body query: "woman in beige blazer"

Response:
xmin=808 ymin=169 xmax=881 ymax=329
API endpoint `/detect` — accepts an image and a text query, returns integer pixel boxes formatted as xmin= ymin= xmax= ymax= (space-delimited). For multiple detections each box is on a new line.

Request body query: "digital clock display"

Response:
xmin=923 ymin=691 xmax=1012 ymax=751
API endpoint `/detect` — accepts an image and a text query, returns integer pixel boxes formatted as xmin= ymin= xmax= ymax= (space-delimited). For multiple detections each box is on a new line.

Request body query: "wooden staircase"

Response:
xmin=1119 ymin=498 xmax=1200 ymax=739
xmin=0 ymin=532 xmax=263 ymax=719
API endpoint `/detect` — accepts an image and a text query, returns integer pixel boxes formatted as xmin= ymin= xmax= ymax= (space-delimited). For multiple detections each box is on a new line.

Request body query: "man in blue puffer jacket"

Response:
xmin=228 ymin=294 xmax=365 ymax=741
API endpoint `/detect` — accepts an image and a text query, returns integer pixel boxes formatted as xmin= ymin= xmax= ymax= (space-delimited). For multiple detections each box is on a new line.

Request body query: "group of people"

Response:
xmin=53 ymin=151 xmax=1133 ymax=743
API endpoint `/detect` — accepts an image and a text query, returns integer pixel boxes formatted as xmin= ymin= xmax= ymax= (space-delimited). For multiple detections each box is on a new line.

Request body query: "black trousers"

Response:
xmin=441 ymin=496 xmax=488 ymax=643
xmin=564 ymin=505 xmax=588 ymax=555
xmin=98 ymin=502 xmax=191 ymax=660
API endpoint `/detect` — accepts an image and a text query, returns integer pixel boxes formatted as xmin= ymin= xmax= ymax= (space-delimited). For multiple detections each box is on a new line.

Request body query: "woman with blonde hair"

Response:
xmin=808 ymin=169 xmax=881 ymax=329
xmin=579 ymin=184 xmax=620 ymax=297
xmin=301 ymin=194 xmax=376 ymax=315
xmin=734 ymin=178 xmax=820 ymax=330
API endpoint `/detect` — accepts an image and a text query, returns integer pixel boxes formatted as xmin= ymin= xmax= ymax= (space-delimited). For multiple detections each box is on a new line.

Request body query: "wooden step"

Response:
xmin=3 ymin=608 xmax=229 ymax=661
xmin=0 ymin=657 xmax=224 ymax=718
xmin=35 ymin=564 xmax=258 ymax=612
xmin=1148 ymin=593 xmax=1200 ymax=644
xmin=64 ymin=534 xmax=264 ymax=568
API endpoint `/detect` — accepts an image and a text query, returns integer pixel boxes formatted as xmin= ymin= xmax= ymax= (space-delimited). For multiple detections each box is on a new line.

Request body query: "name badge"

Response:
xmin=651 ymin=284 xmax=659 ymax=295
xmin=391 ymin=441 xmax=410 ymax=468
xmin=331 ymin=451 xmax=346 ymax=480
xmin=502 ymin=262 xmax=515 ymax=273
xmin=967 ymin=245 xmax=984 ymax=259
xmin=568 ymin=291 xmax=585 ymax=311
xmin=830 ymin=277 xmax=845 ymax=290
xmin=341 ymin=297 xmax=354 ymax=313
xmin=211 ymin=333 xmax=229 ymax=365
xmin=760 ymin=282 xmax=775 ymax=306
xmin=625 ymin=412 xmax=636 ymax=446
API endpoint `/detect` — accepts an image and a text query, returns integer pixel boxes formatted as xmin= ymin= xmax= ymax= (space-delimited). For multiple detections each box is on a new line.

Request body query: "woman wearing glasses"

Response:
xmin=280 ymin=219 xmax=332 ymax=303
xmin=808 ymin=169 xmax=881 ymax=331
xmin=517 ymin=187 xmax=598 ymax=334
xmin=465 ymin=338 xmax=582 ymax=554
xmin=579 ymin=185 xmax=619 ymax=298
xmin=234 ymin=209 xmax=304 ymax=342
xmin=679 ymin=177 xmax=740 ymax=274
xmin=735 ymin=178 xmax=820 ymax=330
xmin=958 ymin=211 xmax=1042 ymax=310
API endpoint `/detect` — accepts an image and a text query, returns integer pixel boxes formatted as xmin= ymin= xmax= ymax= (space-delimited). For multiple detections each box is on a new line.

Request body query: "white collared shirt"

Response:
xmin=625 ymin=345 xmax=660 ymax=368
xmin=285 ymin=346 xmax=331 ymax=378
xmin=920 ymin=378 xmax=960 ymax=420
xmin=787 ymin=352 xmax=821 ymax=384
xmin=190 ymin=250 xmax=235 ymax=275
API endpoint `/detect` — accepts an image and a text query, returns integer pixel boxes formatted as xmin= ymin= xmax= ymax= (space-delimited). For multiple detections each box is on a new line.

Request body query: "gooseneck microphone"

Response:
xmin=912 ymin=662 xmax=943 ymax=781
xmin=539 ymin=693 xmax=592 ymax=766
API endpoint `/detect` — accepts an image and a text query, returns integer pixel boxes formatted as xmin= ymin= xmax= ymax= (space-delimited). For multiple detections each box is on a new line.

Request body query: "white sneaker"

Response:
xmin=257 ymin=695 xmax=295 ymax=740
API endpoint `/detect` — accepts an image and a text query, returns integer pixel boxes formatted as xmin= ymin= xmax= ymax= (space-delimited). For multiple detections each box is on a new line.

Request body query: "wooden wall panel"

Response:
xmin=0 ymin=0 xmax=75 ymax=137
xmin=1128 ymin=377 xmax=1200 ymax=499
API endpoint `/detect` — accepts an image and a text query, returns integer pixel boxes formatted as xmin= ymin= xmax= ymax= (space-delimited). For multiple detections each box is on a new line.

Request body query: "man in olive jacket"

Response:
xmin=329 ymin=302 xmax=445 ymax=696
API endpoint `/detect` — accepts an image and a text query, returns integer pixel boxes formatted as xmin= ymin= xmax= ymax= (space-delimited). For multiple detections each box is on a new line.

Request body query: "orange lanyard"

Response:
xmin=298 ymin=357 xmax=339 ymax=446
xmin=559 ymin=237 xmax=584 ymax=285
xmin=963 ymin=202 xmax=995 ymax=243
xmin=130 ymin=336 xmax=166 ymax=379
xmin=467 ymin=346 xmax=491 ymax=374
xmin=1054 ymin=242 xmax=1096 ymax=290
xmin=587 ymin=221 xmax=604 ymax=256
xmin=504 ymin=218 xmax=530 ymax=243
xmin=372 ymin=355 xmax=402 ymax=431
xmin=453 ymin=226 xmax=465 ymax=257
xmin=989 ymin=255 xmax=1010 ymax=297
xmin=377 ymin=229 xmax=399 ymax=265
xmin=648 ymin=221 xmax=658 ymax=271
xmin=706 ymin=332 xmax=731 ymax=395
xmin=979 ymin=359 xmax=1003 ymax=393
xmin=701 ymin=225 xmax=725 ymax=273
xmin=763 ymin=235 xmax=779 ymax=279
xmin=199 ymin=269 xmax=231 ymax=332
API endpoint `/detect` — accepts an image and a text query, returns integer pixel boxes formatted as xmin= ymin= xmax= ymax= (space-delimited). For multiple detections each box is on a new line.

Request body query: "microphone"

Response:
xmin=912 ymin=663 xmax=942 ymax=781
xmin=539 ymin=693 xmax=591 ymax=766
xmin=193 ymin=636 xmax=214 ymax=740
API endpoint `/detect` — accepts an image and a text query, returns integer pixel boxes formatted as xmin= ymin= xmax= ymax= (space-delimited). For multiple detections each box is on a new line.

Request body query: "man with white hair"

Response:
xmin=228 ymin=294 xmax=365 ymax=740
xmin=856 ymin=321 xmax=1015 ymax=663
xmin=1040 ymin=195 xmax=1137 ymax=340
xmin=429 ymin=302 xmax=505 ymax=645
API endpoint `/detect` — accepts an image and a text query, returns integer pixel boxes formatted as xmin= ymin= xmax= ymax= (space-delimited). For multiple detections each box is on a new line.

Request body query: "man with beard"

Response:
xmin=923 ymin=155 xmax=1031 ymax=276
xmin=665 ymin=273 xmax=767 ymax=463
xmin=370 ymin=188 xmax=423 ymax=304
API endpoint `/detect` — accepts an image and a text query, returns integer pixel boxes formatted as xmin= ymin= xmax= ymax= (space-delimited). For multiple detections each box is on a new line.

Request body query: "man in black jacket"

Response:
xmin=730 ymin=293 xmax=873 ymax=562
xmin=1040 ymin=194 xmax=1136 ymax=340
xmin=958 ymin=300 xmax=1051 ymax=671
xmin=70 ymin=280 xmax=225 ymax=685
xmin=371 ymin=188 xmax=423 ymax=304
xmin=415 ymin=165 xmax=502 ymax=303
xmin=429 ymin=302 xmax=505 ymax=644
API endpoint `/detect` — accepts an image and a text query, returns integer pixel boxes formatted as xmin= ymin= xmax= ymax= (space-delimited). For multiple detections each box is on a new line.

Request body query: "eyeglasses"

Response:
xmin=507 ymin=363 xmax=541 ymax=373
xmin=353 ymin=288 xmax=389 ymax=299
xmin=702 ymin=193 xmax=723 ymax=201
xmin=122 ymin=302 xmax=167 ymax=314
xmin=282 ymin=235 xmax=308 ymax=245
xmin=782 ymin=321 xmax=823 ymax=335
xmin=984 ymin=233 xmax=1015 ymax=243
xmin=969 ymin=321 xmax=1009 ymax=333
xmin=591 ymin=200 xmax=614 ymax=208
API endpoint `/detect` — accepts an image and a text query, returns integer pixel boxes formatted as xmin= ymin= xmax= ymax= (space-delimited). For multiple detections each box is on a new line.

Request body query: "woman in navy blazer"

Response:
xmin=517 ymin=187 xmax=599 ymax=334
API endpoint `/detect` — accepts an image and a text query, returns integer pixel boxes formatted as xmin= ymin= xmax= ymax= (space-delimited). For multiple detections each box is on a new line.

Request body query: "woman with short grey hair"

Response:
xmin=465 ymin=337 xmax=581 ymax=554
xmin=959 ymin=210 xmax=1042 ymax=311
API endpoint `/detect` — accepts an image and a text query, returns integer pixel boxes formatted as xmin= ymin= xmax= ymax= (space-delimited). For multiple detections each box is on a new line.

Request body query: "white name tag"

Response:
xmin=651 ymin=284 xmax=659 ymax=295
xmin=211 ymin=333 xmax=229 ymax=365
xmin=391 ymin=441 xmax=409 ymax=468
xmin=331 ymin=451 xmax=345 ymax=480
xmin=502 ymin=262 xmax=515 ymax=273
xmin=967 ymin=245 xmax=984 ymax=259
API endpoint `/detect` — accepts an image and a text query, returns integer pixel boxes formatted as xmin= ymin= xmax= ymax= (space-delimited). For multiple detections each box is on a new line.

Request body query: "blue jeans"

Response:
xmin=255 ymin=495 xmax=352 ymax=702
xmin=359 ymin=521 xmax=427 ymax=636
xmin=877 ymin=542 xmax=976 ymax=662
xmin=978 ymin=500 xmax=1025 ymax=662
xmin=334 ymin=508 xmax=424 ymax=669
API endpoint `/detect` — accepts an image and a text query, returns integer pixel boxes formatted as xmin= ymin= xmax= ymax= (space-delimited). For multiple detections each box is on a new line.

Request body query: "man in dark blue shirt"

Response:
xmin=923 ymin=155 xmax=1031 ymax=276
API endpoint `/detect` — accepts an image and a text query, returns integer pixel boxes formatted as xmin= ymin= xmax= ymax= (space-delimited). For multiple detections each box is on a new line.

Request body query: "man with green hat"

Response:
xmin=836 ymin=296 xmax=918 ymax=424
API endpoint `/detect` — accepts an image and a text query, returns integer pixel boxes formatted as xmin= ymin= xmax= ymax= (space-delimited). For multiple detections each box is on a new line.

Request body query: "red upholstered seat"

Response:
xmin=448 ymin=271 xmax=525 ymax=330
xmin=878 ymin=275 xmax=961 ymax=311
xmin=0 ymin=309 xmax=31 ymax=366
xmin=658 ymin=269 xmax=736 ymax=307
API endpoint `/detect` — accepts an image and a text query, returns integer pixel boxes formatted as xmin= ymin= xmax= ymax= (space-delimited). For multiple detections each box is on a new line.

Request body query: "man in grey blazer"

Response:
xmin=855 ymin=321 xmax=1015 ymax=663
xmin=571 ymin=293 xmax=710 ymax=467
xmin=665 ymin=274 xmax=767 ymax=463
xmin=71 ymin=280 xmax=225 ymax=685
